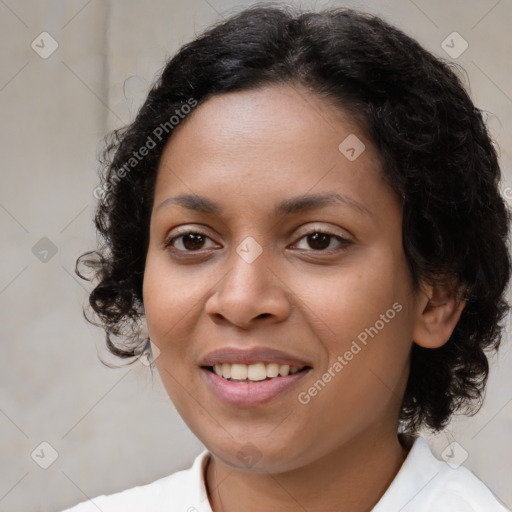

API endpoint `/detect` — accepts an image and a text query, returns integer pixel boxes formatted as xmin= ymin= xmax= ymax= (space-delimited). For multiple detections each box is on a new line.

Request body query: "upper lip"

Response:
xmin=199 ymin=347 xmax=312 ymax=368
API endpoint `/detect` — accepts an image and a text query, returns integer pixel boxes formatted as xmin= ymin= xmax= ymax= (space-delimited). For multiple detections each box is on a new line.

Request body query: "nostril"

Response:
xmin=258 ymin=313 xmax=271 ymax=319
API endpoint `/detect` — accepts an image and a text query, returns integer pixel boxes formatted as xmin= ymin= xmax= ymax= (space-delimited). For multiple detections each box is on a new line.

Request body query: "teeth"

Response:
xmin=267 ymin=363 xmax=279 ymax=378
xmin=230 ymin=364 xmax=247 ymax=380
xmin=221 ymin=363 xmax=231 ymax=379
xmin=278 ymin=364 xmax=290 ymax=376
xmin=248 ymin=363 xmax=267 ymax=381
xmin=211 ymin=363 xmax=304 ymax=381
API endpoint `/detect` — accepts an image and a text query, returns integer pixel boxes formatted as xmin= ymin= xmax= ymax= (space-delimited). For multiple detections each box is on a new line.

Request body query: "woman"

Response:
xmin=65 ymin=5 xmax=511 ymax=511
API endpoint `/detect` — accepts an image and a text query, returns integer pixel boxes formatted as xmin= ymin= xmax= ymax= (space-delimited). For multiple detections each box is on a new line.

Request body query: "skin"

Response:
xmin=142 ymin=84 xmax=465 ymax=512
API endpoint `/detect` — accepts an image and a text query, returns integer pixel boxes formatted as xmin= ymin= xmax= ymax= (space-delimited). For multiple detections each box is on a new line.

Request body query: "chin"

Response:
xmin=203 ymin=435 xmax=312 ymax=474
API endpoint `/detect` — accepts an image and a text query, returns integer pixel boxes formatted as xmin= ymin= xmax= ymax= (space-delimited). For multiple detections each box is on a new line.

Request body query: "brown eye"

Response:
xmin=180 ymin=233 xmax=206 ymax=251
xmin=306 ymin=232 xmax=331 ymax=250
xmin=165 ymin=231 xmax=217 ymax=252
xmin=293 ymin=230 xmax=352 ymax=252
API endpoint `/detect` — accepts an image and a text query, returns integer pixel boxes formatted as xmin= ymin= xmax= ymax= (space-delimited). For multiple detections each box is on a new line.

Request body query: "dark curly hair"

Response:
xmin=76 ymin=4 xmax=511 ymax=434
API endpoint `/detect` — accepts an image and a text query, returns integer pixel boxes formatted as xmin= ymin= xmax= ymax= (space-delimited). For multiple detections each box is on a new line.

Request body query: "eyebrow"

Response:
xmin=155 ymin=192 xmax=372 ymax=218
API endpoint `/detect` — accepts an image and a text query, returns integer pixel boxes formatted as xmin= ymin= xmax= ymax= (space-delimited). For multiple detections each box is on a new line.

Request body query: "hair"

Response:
xmin=76 ymin=4 xmax=511 ymax=434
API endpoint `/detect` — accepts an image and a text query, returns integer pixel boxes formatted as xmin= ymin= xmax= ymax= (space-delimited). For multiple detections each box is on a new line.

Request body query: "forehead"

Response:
xmin=161 ymin=84 xmax=367 ymax=162
xmin=152 ymin=84 xmax=398 ymax=221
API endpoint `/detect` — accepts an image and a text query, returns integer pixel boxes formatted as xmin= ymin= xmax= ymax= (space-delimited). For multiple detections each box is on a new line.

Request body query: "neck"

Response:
xmin=205 ymin=427 xmax=412 ymax=512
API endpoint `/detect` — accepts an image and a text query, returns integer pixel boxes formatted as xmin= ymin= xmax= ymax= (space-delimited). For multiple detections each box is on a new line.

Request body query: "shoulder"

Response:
xmin=372 ymin=436 xmax=510 ymax=512
xmin=61 ymin=449 xmax=212 ymax=512
xmin=426 ymin=460 xmax=510 ymax=512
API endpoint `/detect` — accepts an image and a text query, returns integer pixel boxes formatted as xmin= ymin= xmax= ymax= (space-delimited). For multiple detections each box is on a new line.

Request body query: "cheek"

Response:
xmin=297 ymin=248 xmax=407 ymax=341
xmin=142 ymin=253 xmax=204 ymax=340
xmin=142 ymin=258 xmax=203 ymax=405
xmin=297 ymin=247 xmax=414 ymax=396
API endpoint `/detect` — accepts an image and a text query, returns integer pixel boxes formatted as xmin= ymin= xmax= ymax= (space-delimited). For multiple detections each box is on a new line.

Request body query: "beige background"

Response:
xmin=1 ymin=1 xmax=511 ymax=511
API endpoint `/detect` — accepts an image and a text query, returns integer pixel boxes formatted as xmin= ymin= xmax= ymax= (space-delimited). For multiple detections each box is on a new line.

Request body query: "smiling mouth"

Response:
xmin=204 ymin=363 xmax=311 ymax=383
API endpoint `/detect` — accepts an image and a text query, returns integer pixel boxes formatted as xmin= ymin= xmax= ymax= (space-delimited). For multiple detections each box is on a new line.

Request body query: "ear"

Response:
xmin=412 ymin=279 xmax=466 ymax=349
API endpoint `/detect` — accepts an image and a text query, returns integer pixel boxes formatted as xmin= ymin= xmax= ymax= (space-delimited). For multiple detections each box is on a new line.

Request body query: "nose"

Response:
xmin=204 ymin=245 xmax=292 ymax=330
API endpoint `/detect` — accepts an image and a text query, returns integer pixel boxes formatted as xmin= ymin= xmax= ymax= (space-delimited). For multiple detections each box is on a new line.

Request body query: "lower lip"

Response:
xmin=200 ymin=367 xmax=312 ymax=407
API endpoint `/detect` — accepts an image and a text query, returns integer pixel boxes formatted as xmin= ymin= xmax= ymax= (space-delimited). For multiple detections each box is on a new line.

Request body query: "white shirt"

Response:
xmin=62 ymin=436 xmax=510 ymax=511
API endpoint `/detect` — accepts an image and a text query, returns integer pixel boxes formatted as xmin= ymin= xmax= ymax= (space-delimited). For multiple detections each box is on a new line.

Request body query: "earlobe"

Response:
xmin=412 ymin=281 xmax=466 ymax=349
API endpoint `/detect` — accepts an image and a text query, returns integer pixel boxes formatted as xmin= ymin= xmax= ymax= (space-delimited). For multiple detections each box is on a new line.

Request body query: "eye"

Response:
xmin=164 ymin=227 xmax=351 ymax=254
xmin=292 ymin=229 xmax=352 ymax=252
xmin=164 ymin=230 xmax=219 ymax=252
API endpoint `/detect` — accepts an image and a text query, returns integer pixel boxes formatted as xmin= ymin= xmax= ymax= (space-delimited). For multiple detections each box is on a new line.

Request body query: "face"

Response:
xmin=143 ymin=84 xmax=423 ymax=473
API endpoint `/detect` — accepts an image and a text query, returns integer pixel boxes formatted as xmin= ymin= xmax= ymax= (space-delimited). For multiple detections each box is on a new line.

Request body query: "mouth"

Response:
xmin=199 ymin=346 xmax=313 ymax=406
xmin=203 ymin=362 xmax=312 ymax=383
xmin=200 ymin=363 xmax=313 ymax=407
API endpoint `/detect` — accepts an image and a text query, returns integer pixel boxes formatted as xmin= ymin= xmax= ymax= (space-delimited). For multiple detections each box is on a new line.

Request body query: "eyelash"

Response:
xmin=164 ymin=228 xmax=352 ymax=255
